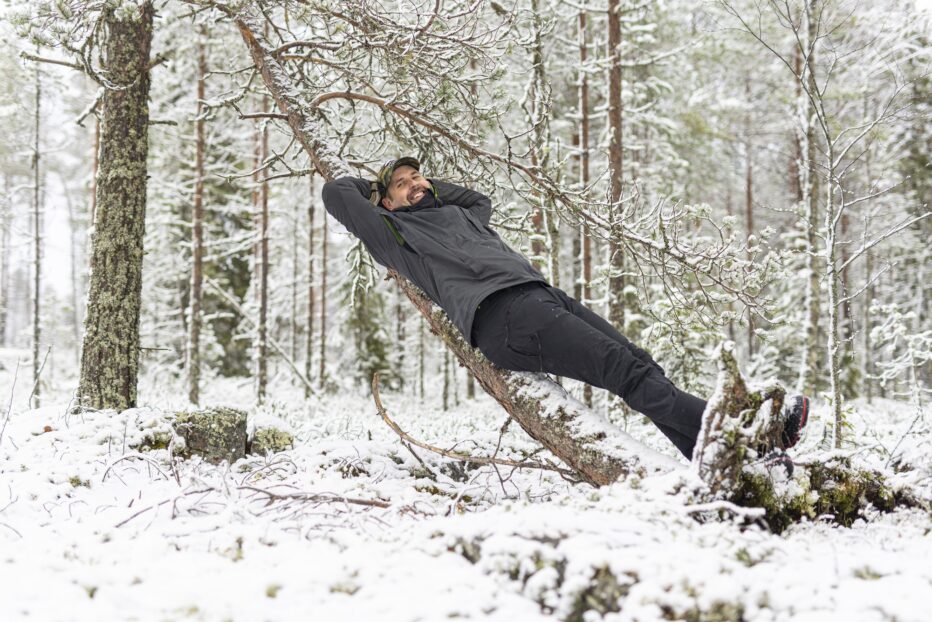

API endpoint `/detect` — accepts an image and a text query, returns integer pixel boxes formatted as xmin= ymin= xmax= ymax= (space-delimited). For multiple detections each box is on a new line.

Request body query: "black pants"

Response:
xmin=471 ymin=281 xmax=706 ymax=459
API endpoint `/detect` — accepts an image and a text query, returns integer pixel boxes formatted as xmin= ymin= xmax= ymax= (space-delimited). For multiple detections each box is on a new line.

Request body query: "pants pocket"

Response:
xmin=504 ymin=291 xmax=541 ymax=359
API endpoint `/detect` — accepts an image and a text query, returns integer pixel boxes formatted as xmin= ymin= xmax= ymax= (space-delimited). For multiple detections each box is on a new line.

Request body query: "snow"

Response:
xmin=1 ymin=367 xmax=931 ymax=621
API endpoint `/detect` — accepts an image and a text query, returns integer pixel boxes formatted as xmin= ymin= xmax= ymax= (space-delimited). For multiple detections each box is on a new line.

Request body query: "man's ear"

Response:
xmin=380 ymin=196 xmax=393 ymax=210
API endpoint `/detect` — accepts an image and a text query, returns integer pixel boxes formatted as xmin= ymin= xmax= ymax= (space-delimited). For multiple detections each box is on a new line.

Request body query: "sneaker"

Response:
xmin=780 ymin=395 xmax=810 ymax=450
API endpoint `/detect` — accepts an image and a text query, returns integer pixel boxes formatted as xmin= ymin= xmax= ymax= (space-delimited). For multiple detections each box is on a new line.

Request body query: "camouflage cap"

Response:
xmin=376 ymin=156 xmax=421 ymax=193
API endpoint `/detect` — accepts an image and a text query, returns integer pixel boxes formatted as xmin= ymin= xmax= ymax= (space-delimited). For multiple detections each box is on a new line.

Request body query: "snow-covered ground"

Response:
xmin=1 ymin=352 xmax=930 ymax=621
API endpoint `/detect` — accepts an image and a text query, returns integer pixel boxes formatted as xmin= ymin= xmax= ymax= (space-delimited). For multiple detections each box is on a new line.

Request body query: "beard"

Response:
xmin=407 ymin=185 xmax=438 ymax=209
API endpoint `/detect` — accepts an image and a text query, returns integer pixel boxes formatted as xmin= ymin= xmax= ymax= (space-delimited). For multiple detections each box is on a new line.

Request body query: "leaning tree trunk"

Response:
xmin=78 ymin=3 xmax=153 ymax=411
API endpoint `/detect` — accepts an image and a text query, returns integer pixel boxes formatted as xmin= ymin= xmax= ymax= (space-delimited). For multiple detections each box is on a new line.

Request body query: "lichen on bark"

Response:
xmin=77 ymin=2 xmax=154 ymax=411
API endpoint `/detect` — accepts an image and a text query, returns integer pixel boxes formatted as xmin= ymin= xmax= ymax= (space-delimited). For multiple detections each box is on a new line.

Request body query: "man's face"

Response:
xmin=381 ymin=165 xmax=431 ymax=210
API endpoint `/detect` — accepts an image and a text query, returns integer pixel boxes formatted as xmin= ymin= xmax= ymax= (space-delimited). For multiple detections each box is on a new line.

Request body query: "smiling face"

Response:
xmin=381 ymin=165 xmax=431 ymax=210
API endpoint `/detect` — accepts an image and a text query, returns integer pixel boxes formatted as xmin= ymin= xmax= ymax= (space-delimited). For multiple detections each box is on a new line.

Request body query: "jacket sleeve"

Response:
xmin=321 ymin=176 xmax=400 ymax=263
xmin=432 ymin=179 xmax=493 ymax=227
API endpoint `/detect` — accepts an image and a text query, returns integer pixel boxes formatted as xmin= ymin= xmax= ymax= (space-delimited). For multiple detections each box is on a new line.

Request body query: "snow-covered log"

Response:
xmin=692 ymin=342 xmax=927 ymax=531
xmin=231 ymin=8 xmax=678 ymax=486
xmin=692 ymin=341 xmax=786 ymax=497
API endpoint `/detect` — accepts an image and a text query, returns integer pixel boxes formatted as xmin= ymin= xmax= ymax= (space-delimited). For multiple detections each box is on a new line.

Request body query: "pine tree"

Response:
xmin=78 ymin=3 xmax=154 ymax=410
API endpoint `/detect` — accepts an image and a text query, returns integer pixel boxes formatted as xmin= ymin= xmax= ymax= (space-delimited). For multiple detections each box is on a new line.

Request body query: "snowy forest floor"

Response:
xmin=1 ymin=348 xmax=930 ymax=621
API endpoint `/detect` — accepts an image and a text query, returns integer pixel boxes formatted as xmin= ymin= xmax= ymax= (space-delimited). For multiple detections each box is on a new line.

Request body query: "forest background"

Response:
xmin=1 ymin=0 xmax=927 ymax=438
xmin=0 ymin=1 xmax=930 ymax=619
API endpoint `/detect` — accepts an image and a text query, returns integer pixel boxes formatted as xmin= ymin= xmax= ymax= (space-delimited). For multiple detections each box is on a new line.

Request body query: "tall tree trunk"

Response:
xmin=256 ymin=97 xmax=270 ymax=400
xmin=0 ymin=173 xmax=10 ymax=346
xmin=32 ymin=50 xmax=42 ymax=409
xmin=62 ymin=176 xmax=81 ymax=366
xmin=395 ymin=280 xmax=406 ymax=391
xmin=571 ymin=131 xmax=582 ymax=301
xmin=466 ymin=365 xmax=475 ymax=399
xmin=744 ymin=78 xmax=755 ymax=359
xmin=579 ymin=10 xmax=593 ymax=408
xmin=319 ymin=206 xmax=328 ymax=385
xmin=797 ymin=0 xmax=822 ymax=395
xmin=291 ymin=201 xmax=299 ymax=360
xmin=305 ymin=173 xmax=315 ymax=398
xmin=78 ymin=3 xmax=153 ymax=411
xmin=862 ymin=130 xmax=874 ymax=403
xmin=442 ymin=346 xmax=450 ymax=411
xmin=417 ymin=318 xmax=425 ymax=399
xmin=840 ymin=210 xmax=853 ymax=392
xmin=823 ymin=142 xmax=843 ymax=449
xmin=789 ymin=45 xmax=803 ymax=205
xmin=188 ymin=29 xmax=207 ymax=406
xmin=606 ymin=0 xmax=626 ymax=332
xmin=527 ymin=0 xmax=547 ymax=276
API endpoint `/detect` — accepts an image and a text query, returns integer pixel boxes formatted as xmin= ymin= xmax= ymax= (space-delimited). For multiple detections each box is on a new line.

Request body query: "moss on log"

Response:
xmin=695 ymin=341 xmax=927 ymax=531
xmin=173 ymin=407 xmax=248 ymax=465
xmin=249 ymin=427 xmax=295 ymax=455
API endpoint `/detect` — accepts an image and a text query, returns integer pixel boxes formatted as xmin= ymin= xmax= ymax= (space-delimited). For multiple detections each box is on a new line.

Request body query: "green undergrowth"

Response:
xmin=732 ymin=456 xmax=910 ymax=533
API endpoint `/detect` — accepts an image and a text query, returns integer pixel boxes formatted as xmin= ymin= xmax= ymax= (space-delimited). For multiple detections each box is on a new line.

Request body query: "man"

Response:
xmin=321 ymin=157 xmax=809 ymax=460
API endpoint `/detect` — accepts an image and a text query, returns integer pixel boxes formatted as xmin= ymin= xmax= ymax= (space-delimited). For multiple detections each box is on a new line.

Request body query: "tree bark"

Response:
xmin=256 ymin=95 xmax=270 ymax=401
xmin=233 ymin=12 xmax=677 ymax=485
xmin=442 ymin=346 xmax=450 ymax=411
xmin=823 ymin=143 xmax=843 ymax=449
xmin=0 ymin=174 xmax=10 ymax=346
xmin=305 ymin=173 xmax=315 ymax=398
xmin=578 ymin=10 xmax=593 ymax=407
xmin=607 ymin=0 xmax=626 ymax=333
xmin=797 ymin=0 xmax=822 ymax=396
xmin=744 ymin=78 xmax=755 ymax=359
xmin=527 ymin=0 xmax=547 ymax=276
xmin=78 ymin=3 xmax=153 ymax=411
xmin=188 ymin=28 xmax=207 ymax=406
xmin=319 ymin=204 xmax=328 ymax=386
xmin=395 ymin=279 xmax=406 ymax=391
xmin=32 ymin=53 xmax=42 ymax=409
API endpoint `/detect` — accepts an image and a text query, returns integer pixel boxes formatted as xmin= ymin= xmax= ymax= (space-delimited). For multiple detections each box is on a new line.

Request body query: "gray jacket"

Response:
xmin=321 ymin=176 xmax=547 ymax=346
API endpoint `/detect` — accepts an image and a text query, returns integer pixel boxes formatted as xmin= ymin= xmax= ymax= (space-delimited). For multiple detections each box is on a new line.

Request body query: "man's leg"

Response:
xmin=544 ymin=287 xmax=705 ymax=451
xmin=472 ymin=283 xmax=705 ymax=458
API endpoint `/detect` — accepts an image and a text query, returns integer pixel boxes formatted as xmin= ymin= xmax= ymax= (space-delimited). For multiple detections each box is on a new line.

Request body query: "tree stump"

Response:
xmin=173 ymin=407 xmax=248 ymax=465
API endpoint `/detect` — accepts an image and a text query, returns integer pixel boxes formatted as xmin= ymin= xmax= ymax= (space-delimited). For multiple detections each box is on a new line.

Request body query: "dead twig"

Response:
xmin=371 ymin=373 xmax=579 ymax=480
xmin=238 ymin=485 xmax=391 ymax=509
xmin=114 ymin=487 xmax=216 ymax=528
